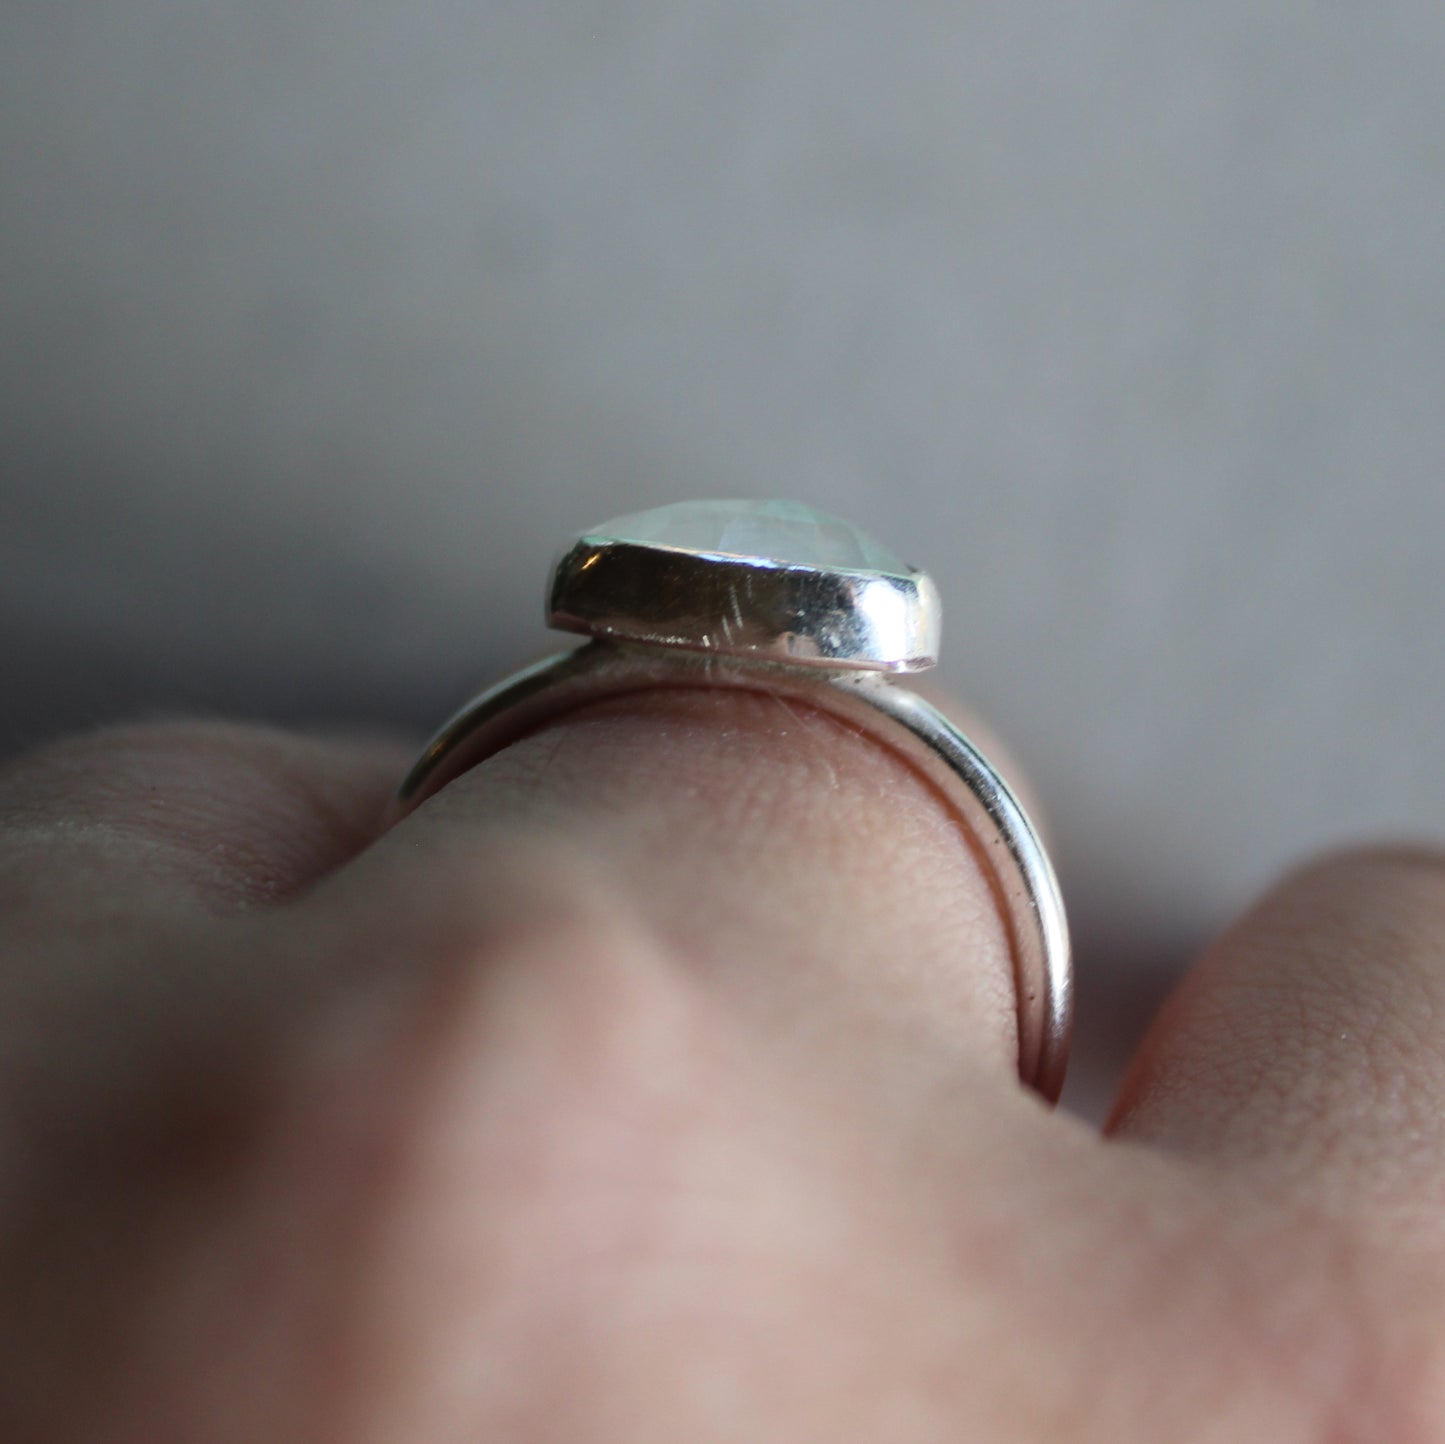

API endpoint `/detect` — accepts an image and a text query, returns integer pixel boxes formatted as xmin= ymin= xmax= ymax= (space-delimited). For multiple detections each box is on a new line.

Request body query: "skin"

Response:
xmin=1 ymin=694 xmax=1444 ymax=1441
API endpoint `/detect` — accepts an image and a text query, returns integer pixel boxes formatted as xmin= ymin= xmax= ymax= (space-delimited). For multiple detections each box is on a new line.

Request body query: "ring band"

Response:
xmin=394 ymin=501 xmax=1073 ymax=1100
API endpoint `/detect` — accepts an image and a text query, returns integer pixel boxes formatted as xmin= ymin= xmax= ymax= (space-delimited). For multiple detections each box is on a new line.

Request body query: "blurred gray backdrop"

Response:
xmin=3 ymin=2 xmax=1443 ymax=1110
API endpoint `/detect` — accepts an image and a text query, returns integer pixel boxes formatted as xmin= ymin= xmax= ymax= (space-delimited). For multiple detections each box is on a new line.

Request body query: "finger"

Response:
xmin=0 ymin=719 xmax=411 ymax=912
xmin=267 ymin=684 xmax=1032 ymax=1436
xmin=314 ymin=684 xmax=1021 ymax=1090
xmin=0 ymin=697 xmax=1032 ymax=1443
xmin=1110 ymin=847 xmax=1445 ymax=1220
xmin=0 ymin=720 xmax=413 ymax=1154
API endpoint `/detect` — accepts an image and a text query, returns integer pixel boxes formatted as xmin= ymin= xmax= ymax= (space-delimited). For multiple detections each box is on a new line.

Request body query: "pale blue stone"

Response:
xmin=591 ymin=499 xmax=910 ymax=575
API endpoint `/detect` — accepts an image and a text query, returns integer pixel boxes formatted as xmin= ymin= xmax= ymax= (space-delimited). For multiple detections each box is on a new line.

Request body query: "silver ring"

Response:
xmin=395 ymin=500 xmax=1073 ymax=1101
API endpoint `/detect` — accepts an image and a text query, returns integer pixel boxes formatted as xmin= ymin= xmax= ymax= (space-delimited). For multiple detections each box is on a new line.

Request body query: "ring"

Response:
xmin=395 ymin=500 xmax=1073 ymax=1101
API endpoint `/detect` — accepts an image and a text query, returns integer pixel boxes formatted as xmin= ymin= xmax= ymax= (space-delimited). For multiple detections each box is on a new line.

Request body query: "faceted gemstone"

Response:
xmin=590 ymin=499 xmax=912 ymax=575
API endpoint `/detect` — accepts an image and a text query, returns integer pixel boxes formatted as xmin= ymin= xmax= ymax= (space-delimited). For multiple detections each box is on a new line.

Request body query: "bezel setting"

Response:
xmin=548 ymin=507 xmax=941 ymax=673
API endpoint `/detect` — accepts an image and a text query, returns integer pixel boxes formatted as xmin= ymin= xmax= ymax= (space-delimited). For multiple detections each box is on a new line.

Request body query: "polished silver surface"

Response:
xmin=395 ymin=641 xmax=1073 ymax=1102
xmin=549 ymin=509 xmax=941 ymax=672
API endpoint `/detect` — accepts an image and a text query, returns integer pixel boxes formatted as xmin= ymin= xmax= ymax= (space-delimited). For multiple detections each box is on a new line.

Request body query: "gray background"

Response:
xmin=3 ymin=2 xmax=1443 ymax=1110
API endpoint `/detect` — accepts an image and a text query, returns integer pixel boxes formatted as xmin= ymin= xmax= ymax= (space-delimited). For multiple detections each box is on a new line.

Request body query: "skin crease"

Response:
xmin=0 ymin=705 xmax=1444 ymax=1441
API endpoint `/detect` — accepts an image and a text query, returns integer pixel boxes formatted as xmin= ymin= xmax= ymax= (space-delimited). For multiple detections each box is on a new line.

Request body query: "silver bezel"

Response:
xmin=548 ymin=535 xmax=941 ymax=673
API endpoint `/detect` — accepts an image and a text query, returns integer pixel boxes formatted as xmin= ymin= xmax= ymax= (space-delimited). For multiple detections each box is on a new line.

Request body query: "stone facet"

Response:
xmin=589 ymin=499 xmax=912 ymax=576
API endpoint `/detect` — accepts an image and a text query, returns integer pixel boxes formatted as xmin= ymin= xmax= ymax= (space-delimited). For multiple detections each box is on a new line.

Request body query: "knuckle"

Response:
xmin=0 ymin=719 xmax=392 ymax=908
xmin=1282 ymin=845 xmax=1445 ymax=936
xmin=1241 ymin=845 xmax=1445 ymax=1083
xmin=0 ymin=718 xmax=292 ymax=828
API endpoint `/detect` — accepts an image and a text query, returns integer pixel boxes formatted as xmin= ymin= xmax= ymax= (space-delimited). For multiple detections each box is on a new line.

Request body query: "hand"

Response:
xmin=1 ymin=697 xmax=1442 ymax=1441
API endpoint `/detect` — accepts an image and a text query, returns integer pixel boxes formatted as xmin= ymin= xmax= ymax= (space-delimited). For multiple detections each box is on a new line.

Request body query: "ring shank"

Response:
xmin=393 ymin=641 xmax=1072 ymax=1102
